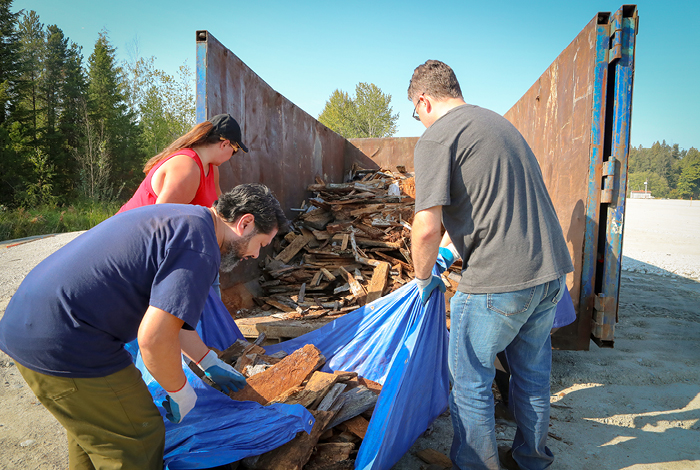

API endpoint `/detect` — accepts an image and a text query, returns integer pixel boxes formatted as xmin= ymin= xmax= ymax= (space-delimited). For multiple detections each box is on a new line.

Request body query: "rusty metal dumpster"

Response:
xmin=195 ymin=4 xmax=638 ymax=351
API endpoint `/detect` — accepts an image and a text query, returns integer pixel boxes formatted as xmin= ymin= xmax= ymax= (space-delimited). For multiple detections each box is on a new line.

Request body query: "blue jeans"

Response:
xmin=448 ymin=276 xmax=566 ymax=470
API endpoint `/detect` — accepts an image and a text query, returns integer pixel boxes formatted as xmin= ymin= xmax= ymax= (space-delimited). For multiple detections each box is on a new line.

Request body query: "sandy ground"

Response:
xmin=0 ymin=198 xmax=698 ymax=469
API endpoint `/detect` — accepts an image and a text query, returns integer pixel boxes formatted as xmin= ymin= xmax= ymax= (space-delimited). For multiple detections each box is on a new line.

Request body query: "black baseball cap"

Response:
xmin=209 ymin=114 xmax=249 ymax=153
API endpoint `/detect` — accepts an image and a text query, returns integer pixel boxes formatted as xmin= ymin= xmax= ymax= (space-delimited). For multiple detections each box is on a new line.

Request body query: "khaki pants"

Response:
xmin=17 ymin=362 xmax=165 ymax=470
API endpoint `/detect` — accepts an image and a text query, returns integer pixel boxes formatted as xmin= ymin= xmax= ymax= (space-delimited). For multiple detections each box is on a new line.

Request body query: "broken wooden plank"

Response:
xmin=415 ymin=448 xmax=453 ymax=468
xmin=229 ymin=344 xmax=325 ymax=405
xmin=365 ymin=261 xmax=390 ymax=303
xmin=270 ymin=371 xmax=339 ymax=409
xmin=331 ymin=234 xmax=401 ymax=249
xmin=304 ymin=443 xmax=355 ymax=470
xmin=275 ymin=232 xmax=314 ymax=264
xmin=235 ymin=315 xmax=336 ymax=341
xmin=317 ymin=383 xmax=347 ymax=412
xmin=343 ymin=415 xmax=369 ymax=440
xmin=320 ymin=267 xmax=337 ymax=282
xmin=245 ymin=409 xmax=337 ymax=470
xmin=327 ymin=386 xmax=378 ymax=429
xmin=339 ymin=267 xmax=367 ymax=300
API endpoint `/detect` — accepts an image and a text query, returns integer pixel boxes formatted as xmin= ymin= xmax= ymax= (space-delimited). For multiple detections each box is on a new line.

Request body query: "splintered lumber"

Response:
xmin=275 ymin=231 xmax=314 ymax=264
xmin=339 ymin=267 xmax=366 ymax=300
xmin=365 ymin=261 xmax=390 ymax=303
xmin=235 ymin=315 xmax=335 ymax=341
xmin=269 ymin=371 xmax=339 ymax=409
xmin=317 ymin=383 xmax=347 ymax=412
xmin=218 ymin=340 xmax=266 ymax=365
xmin=245 ymin=410 xmax=337 ymax=470
xmin=333 ymin=370 xmax=358 ymax=382
xmin=415 ymin=448 xmax=453 ymax=468
xmin=305 ymin=443 xmax=355 ymax=470
xmin=327 ymin=385 xmax=378 ymax=429
xmin=228 ymin=344 xmax=325 ymax=405
xmin=343 ymin=415 xmax=369 ymax=439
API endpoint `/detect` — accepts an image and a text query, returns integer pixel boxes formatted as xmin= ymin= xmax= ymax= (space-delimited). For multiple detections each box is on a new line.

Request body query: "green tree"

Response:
xmin=676 ymin=148 xmax=700 ymax=199
xmin=318 ymin=89 xmax=356 ymax=137
xmin=15 ymin=10 xmax=44 ymax=147
xmin=124 ymin=55 xmax=195 ymax=157
xmin=58 ymin=41 xmax=88 ymax=198
xmin=87 ymin=30 xmax=142 ymax=194
xmin=318 ymin=82 xmax=398 ymax=139
xmin=0 ymin=0 xmax=21 ymax=206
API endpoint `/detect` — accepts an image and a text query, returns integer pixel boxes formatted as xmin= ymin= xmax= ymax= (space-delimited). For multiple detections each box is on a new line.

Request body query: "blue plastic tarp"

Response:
xmin=130 ymin=270 xmax=450 ymax=470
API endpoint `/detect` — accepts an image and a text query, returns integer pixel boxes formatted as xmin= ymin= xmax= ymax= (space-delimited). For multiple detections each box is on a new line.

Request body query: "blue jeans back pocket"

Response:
xmin=487 ymin=286 xmax=537 ymax=316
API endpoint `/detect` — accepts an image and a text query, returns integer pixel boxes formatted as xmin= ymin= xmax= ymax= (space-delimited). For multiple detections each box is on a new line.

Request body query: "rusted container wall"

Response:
xmin=196 ymin=31 xmax=347 ymax=218
xmin=196 ymin=31 xmax=347 ymax=291
xmin=503 ymin=15 xmax=603 ymax=350
xmin=347 ymin=137 xmax=420 ymax=172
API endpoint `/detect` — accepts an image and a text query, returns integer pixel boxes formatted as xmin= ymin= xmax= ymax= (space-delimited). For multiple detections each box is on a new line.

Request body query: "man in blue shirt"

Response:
xmin=0 ymin=183 xmax=286 ymax=470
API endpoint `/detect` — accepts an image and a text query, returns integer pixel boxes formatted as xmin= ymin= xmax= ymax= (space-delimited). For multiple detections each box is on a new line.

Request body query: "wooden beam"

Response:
xmin=365 ymin=261 xmax=390 ymax=303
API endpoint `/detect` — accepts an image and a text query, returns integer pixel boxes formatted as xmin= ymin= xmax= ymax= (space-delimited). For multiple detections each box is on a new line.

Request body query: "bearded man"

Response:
xmin=0 ymin=183 xmax=287 ymax=470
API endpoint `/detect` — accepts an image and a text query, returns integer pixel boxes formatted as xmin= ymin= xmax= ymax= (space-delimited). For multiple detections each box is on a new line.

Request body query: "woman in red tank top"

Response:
xmin=118 ymin=114 xmax=249 ymax=213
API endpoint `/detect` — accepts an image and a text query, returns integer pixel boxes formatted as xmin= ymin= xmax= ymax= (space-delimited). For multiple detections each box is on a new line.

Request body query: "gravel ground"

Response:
xmin=0 ymin=198 xmax=698 ymax=469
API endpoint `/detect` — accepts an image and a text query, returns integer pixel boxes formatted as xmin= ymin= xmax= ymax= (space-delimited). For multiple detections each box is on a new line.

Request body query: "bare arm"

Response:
xmin=411 ymin=206 xmax=443 ymax=280
xmin=179 ymin=329 xmax=210 ymax=364
xmin=138 ymin=306 xmax=188 ymax=391
xmin=439 ymin=231 xmax=453 ymax=248
xmin=214 ymin=166 xmax=222 ymax=197
xmin=152 ymin=155 xmax=201 ymax=204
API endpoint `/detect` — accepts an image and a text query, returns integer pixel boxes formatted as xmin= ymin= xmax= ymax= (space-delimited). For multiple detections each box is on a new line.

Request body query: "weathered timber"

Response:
xmin=275 ymin=232 xmax=314 ymax=264
xmin=333 ymin=370 xmax=358 ymax=382
xmin=365 ymin=261 xmax=390 ymax=303
xmin=235 ymin=315 xmax=335 ymax=341
xmin=245 ymin=410 xmax=337 ymax=470
xmin=218 ymin=340 xmax=266 ymax=365
xmin=415 ymin=448 xmax=453 ymax=468
xmin=269 ymin=371 xmax=339 ymax=409
xmin=343 ymin=415 xmax=369 ymax=439
xmin=317 ymin=383 xmax=347 ymax=412
xmin=320 ymin=267 xmax=336 ymax=282
xmin=331 ymin=234 xmax=401 ymax=249
xmin=327 ymin=385 xmax=378 ymax=429
xmin=304 ymin=443 xmax=355 ymax=470
xmin=228 ymin=344 xmax=325 ymax=405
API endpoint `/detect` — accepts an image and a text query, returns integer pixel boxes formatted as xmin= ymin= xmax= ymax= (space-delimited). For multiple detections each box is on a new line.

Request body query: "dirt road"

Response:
xmin=1 ymin=198 xmax=698 ymax=469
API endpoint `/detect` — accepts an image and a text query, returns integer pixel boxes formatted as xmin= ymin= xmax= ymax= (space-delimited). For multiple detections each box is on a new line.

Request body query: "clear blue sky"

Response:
xmin=13 ymin=0 xmax=699 ymax=151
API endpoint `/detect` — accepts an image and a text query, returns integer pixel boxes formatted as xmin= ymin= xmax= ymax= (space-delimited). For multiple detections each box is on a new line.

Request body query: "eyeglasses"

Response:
xmin=229 ymin=141 xmax=240 ymax=154
xmin=412 ymin=93 xmax=424 ymax=121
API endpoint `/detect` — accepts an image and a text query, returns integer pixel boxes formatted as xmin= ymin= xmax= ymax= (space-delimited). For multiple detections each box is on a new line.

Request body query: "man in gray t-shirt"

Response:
xmin=409 ymin=60 xmax=573 ymax=470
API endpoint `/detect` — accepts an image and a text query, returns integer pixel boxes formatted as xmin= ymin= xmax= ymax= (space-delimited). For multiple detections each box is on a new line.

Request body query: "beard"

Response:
xmin=220 ymin=233 xmax=254 ymax=273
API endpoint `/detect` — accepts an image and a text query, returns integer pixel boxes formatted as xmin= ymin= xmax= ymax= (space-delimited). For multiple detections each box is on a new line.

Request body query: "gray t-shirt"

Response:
xmin=414 ymin=104 xmax=573 ymax=294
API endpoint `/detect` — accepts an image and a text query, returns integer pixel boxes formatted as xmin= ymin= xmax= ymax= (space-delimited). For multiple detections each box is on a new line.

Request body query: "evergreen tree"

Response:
xmin=58 ymin=41 xmax=88 ymax=198
xmin=0 ymin=0 xmax=21 ymax=205
xmin=87 ymin=30 xmax=141 ymax=196
xmin=15 ymin=10 xmax=44 ymax=147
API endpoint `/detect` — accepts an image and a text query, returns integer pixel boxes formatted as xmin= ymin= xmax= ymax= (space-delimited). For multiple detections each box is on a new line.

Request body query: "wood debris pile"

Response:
xmin=255 ymin=166 xmax=422 ymax=321
xmin=204 ymin=335 xmax=381 ymax=469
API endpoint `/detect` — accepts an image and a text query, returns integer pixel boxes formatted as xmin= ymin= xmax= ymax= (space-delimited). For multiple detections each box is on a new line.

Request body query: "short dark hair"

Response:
xmin=213 ymin=183 xmax=288 ymax=234
xmin=407 ymin=60 xmax=463 ymax=102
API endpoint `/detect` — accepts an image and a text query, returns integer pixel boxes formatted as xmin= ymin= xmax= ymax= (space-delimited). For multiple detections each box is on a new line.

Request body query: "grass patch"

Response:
xmin=0 ymin=201 xmax=121 ymax=242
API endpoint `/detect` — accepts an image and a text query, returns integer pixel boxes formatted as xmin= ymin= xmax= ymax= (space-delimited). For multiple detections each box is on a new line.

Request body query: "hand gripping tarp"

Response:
xmin=130 ymin=270 xmax=451 ymax=469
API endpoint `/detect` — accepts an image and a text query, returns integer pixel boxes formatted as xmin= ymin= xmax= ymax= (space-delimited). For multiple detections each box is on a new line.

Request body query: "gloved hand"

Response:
xmin=196 ymin=349 xmax=247 ymax=394
xmin=436 ymin=244 xmax=461 ymax=274
xmin=416 ymin=275 xmax=447 ymax=305
xmin=162 ymin=381 xmax=197 ymax=424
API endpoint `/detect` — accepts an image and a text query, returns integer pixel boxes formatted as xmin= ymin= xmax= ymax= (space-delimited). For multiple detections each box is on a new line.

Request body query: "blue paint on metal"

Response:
xmin=578 ymin=21 xmax=610 ymax=335
xmin=601 ymin=8 xmax=637 ymax=338
xmin=196 ymin=35 xmax=207 ymax=124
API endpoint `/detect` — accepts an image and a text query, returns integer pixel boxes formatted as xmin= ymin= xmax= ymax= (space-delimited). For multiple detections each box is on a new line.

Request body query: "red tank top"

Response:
xmin=117 ymin=148 xmax=218 ymax=214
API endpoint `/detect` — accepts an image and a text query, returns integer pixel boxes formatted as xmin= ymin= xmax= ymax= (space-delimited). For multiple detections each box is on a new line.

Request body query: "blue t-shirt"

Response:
xmin=0 ymin=204 xmax=220 ymax=378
